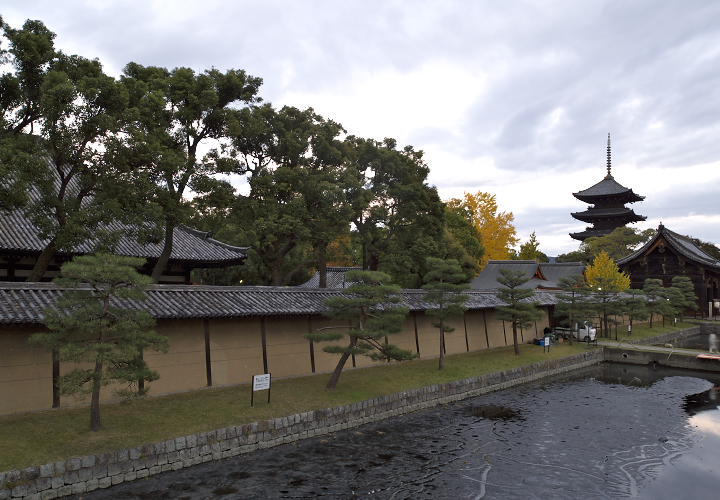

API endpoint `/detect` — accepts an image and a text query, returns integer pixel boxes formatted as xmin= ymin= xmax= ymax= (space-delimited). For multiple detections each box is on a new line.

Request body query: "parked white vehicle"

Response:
xmin=574 ymin=321 xmax=597 ymax=342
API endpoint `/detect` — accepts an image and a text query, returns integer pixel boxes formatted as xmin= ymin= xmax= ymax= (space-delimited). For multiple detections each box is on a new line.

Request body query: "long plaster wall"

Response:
xmin=0 ymin=307 xmax=550 ymax=415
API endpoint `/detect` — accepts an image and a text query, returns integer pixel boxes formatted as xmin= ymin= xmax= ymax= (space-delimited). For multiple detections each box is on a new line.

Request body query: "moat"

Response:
xmin=85 ymin=362 xmax=720 ymax=499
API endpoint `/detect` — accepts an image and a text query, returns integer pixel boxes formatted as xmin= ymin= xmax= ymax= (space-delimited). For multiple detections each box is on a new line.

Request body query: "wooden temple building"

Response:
xmin=0 ymin=210 xmax=247 ymax=284
xmin=618 ymin=224 xmax=720 ymax=314
xmin=570 ymin=135 xmax=646 ymax=241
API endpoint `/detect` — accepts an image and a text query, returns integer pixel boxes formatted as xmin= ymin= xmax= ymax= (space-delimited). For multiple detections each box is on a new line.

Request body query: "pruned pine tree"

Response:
xmin=618 ymin=289 xmax=649 ymax=334
xmin=30 ymin=254 xmax=167 ymax=431
xmin=643 ymin=278 xmax=672 ymax=328
xmin=306 ymin=270 xmax=413 ymax=389
xmin=555 ymin=275 xmax=593 ymax=343
xmin=422 ymin=257 xmax=470 ymax=370
xmin=670 ymin=276 xmax=698 ymax=318
xmin=495 ymin=269 xmax=542 ymax=355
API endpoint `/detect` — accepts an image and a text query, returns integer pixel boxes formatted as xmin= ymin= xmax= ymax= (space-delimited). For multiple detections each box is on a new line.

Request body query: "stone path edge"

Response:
xmin=3 ymin=324 xmax=705 ymax=499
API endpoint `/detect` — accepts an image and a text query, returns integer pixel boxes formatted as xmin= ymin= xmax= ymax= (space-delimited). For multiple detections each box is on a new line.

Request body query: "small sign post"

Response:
xmin=251 ymin=373 xmax=271 ymax=407
xmin=544 ymin=336 xmax=551 ymax=353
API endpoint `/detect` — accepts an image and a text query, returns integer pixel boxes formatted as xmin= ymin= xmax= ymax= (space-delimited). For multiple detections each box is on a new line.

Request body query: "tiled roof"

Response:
xmin=0 ymin=282 xmax=559 ymax=324
xmin=298 ymin=267 xmax=362 ymax=288
xmin=470 ymin=261 xmax=585 ymax=290
xmin=0 ymin=208 xmax=247 ymax=265
xmin=618 ymin=225 xmax=720 ymax=269
xmin=570 ymin=207 xmax=646 ymax=222
xmin=573 ymin=175 xmax=644 ymax=202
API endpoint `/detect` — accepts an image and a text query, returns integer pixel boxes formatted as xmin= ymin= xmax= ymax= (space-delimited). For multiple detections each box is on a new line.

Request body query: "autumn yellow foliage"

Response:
xmin=447 ymin=192 xmax=518 ymax=269
xmin=585 ymin=250 xmax=631 ymax=291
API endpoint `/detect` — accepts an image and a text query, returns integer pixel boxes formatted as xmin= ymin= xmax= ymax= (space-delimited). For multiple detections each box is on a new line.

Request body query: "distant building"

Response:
xmin=469 ymin=260 xmax=585 ymax=291
xmin=618 ymin=224 xmax=720 ymax=314
xmin=570 ymin=135 xmax=646 ymax=241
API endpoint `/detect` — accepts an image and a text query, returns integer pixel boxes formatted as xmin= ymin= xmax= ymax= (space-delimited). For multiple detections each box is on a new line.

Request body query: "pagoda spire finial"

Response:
xmin=606 ymin=132 xmax=612 ymax=177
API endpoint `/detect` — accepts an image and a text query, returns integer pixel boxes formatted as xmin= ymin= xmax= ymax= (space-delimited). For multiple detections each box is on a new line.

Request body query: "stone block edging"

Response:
xmin=1 ymin=350 xmax=603 ymax=499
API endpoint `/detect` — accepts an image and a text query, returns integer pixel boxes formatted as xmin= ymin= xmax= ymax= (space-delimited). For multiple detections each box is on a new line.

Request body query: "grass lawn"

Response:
xmin=0 ymin=342 xmax=589 ymax=471
xmin=601 ymin=320 xmax=696 ymax=342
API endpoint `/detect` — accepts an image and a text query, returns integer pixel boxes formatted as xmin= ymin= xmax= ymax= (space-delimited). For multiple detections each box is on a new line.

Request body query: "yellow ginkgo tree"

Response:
xmin=447 ymin=191 xmax=518 ymax=269
xmin=585 ymin=251 xmax=630 ymax=337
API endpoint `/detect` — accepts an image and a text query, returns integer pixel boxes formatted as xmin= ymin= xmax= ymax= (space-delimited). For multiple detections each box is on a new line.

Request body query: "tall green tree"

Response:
xmin=444 ymin=203 xmax=484 ymax=279
xmin=306 ymin=270 xmax=413 ymax=389
xmin=1 ymin=19 xmax=144 ymax=281
xmin=30 ymin=254 xmax=167 ymax=431
xmin=422 ymin=257 xmax=470 ymax=370
xmin=517 ymin=231 xmax=549 ymax=262
xmin=346 ymin=137 xmax=446 ymax=287
xmin=495 ymin=269 xmax=542 ymax=355
xmin=121 ymin=63 xmax=262 ymax=281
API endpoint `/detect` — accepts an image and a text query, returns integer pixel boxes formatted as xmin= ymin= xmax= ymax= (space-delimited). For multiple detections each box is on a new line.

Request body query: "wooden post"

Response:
xmin=203 ymin=318 xmax=212 ymax=387
xmin=413 ymin=312 xmax=420 ymax=355
xmin=463 ymin=313 xmax=470 ymax=352
xmin=52 ymin=349 xmax=60 ymax=408
xmin=482 ymin=310 xmax=490 ymax=349
xmin=260 ymin=317 xmax=268 ymax=374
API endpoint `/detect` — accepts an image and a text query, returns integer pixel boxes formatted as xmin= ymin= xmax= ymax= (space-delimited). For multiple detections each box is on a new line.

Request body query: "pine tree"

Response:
xmin=30 ymin=254 xmax=167 ymax=431
xmin=306 ymin=270 xmax=413 ymax=389
xmin=670 ymin=276 xmax=698 ymax=318
xmin=422 ymin=257 xmax=470 ymax=370
xmin=643 ymin=278 xmax=672 ymax=328
xmin=495 ymin=269 xmax=542 ymax=355
xmin=555 ymin=275 xmax=593 ymax=340
xmin=618 ymin=289 xmax=649 ymax=335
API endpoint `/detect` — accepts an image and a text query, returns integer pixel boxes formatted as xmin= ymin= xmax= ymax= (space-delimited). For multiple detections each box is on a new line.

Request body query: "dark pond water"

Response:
xmin=84 ymin=363 xmax=720 ymax=499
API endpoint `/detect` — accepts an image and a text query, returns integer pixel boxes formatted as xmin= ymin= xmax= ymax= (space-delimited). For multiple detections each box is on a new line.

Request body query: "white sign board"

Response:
xmin=253 ymin=373 xmax=271 ymax=391
xmin=544 ymin=337 xmax=550 ymax=347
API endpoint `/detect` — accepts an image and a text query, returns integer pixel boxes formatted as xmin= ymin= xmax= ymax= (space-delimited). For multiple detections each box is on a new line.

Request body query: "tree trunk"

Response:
xmin=150 ymin=219 xmax=175 ymax=283
xmin=326 ymin=337 xmax=357 ymax=389
xmin=318 ymin=245 xmax=327 ymax=288
xmin=90 ymin=358 xmax=104 ymax=431
xmin=512 ymin=321 xmax=520 ymax=355
xmin=270 ymin=265 xmax=284 ymax=286
xmin=137 ymin=349 xmax=145 ymax=395
xmin=649 ymin=313 xmax=653 ymax=328
xmin=438 ymin=323 xmax=445 ymax=370
xmin=28 ymin=239 xmax=58 ymax=282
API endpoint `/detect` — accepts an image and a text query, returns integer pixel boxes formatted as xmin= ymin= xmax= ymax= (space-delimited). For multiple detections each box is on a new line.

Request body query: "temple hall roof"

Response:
xmin=617 ymin=225 xmax=720 ymax=270
xmin=0 ymin=209 xmax=247 ymax=265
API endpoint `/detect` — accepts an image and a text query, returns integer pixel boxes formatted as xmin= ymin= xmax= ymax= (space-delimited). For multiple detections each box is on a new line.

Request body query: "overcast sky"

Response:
xmin=4 ymin=0 xmax=720 ymax=255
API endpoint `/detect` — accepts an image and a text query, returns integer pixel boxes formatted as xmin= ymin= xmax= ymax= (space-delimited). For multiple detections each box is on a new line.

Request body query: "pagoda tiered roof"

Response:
xmin=570 ymin=206 xmax=646 ymax=224
xmin=569 ymin=134 xmax=646 ymax=242
xmin=572 ymin=175 xmax=645 ymax=204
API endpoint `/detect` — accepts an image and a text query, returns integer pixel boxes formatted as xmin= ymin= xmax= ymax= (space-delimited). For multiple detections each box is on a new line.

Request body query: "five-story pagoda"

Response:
xmin=570 ymin=135 xmax=646 ymax=241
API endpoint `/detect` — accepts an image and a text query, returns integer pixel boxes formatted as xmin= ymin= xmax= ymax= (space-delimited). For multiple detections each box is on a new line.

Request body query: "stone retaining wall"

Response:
xmin=0 ymin=350 xmax=602 ymax=499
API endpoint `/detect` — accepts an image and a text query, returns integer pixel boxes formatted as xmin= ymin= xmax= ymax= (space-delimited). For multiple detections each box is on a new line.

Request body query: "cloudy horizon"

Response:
xmin=4 ymin=0 xmax=720 ymax=256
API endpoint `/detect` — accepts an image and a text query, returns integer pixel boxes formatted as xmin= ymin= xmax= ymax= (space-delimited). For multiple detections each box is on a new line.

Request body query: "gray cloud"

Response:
xmin=4 ymin=0 xmax=720 ymax=253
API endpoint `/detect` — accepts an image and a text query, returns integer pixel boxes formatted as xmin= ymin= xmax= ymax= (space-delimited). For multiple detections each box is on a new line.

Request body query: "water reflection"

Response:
xmin=86 ymin=363 xmax=720 ymax=499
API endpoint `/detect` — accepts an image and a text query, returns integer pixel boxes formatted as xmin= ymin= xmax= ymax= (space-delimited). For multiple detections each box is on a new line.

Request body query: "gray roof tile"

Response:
xmin=0 ymin=208 xmax=247 ymax=264
xmin=0 ymin=282 xmax=559 ymax=324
